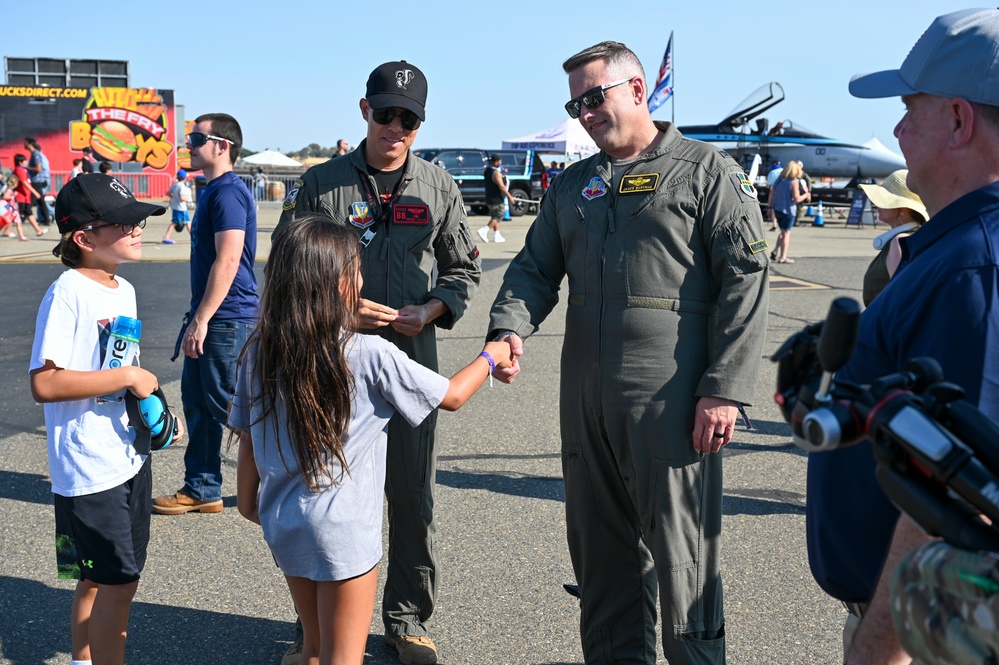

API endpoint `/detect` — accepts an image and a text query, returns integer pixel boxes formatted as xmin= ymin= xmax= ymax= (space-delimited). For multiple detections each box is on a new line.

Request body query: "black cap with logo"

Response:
xmin=365 ymin=61 xmax=428 ymax=121
xmin=55 ymin=173 xmax=166 ymax=235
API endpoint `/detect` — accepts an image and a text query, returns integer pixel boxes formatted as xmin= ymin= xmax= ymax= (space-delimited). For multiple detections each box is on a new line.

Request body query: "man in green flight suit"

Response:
xmin=488 ymin=41 xmax=769 ymax=665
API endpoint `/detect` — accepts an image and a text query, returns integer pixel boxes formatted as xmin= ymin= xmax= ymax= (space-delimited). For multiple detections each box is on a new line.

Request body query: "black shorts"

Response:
xmin=17 ymin=203 xmax=32 ymax=219
xmin=54 ymin=456 xmax=152 ymax=584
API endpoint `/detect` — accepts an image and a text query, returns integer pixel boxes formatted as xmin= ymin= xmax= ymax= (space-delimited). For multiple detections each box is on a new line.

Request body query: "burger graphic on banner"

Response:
xmin=91 ymin=120 xmax=138 ymax=161
xmin=70 ymin=88 xmax=174 ymax=170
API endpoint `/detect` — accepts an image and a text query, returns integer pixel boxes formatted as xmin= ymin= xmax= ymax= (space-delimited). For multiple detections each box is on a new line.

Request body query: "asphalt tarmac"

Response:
xmin=0 ymin=201 xmax=881 ymax=664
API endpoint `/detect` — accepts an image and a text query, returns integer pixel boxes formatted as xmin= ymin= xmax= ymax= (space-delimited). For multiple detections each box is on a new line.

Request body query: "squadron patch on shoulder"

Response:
xmin=749 ymin=238 xmax=768 ymax=254
xmin=283 ymin=179 xmax=304 ymax=211
xmin=730 ymin=172 xmax=758 ymax=202
xmin=619 ymin=173 xmax=660 ymax=194
xmin=582 ymin=176 xmax=608 ymax=200
xmin=718 ymin=150 xmax=732 ymax=159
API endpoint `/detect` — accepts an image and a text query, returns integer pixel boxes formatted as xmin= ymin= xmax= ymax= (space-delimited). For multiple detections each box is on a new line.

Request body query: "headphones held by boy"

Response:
xmin=125 ymin=389 xmax=179 ymax=453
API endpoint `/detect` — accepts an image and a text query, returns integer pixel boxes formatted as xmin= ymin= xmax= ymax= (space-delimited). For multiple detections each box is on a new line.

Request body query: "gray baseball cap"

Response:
xmin=849 ymin=8 xmax=999 ymax=104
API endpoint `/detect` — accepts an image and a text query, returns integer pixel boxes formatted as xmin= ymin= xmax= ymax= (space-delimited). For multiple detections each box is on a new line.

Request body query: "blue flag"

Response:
xmin=648 ymin=32 xmax=673 ymax=113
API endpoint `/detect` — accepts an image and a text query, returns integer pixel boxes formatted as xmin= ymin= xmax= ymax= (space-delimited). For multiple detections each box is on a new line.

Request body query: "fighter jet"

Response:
xmin=677 ymin=82 xmax=906 ymax=180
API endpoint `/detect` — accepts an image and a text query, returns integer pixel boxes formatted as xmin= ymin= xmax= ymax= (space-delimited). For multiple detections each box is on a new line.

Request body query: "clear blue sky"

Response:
xmin=7 ymin=0 xmax=975 ymax=156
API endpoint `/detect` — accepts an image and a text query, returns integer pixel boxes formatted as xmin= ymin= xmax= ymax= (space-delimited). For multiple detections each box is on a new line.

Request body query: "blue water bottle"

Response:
xmin=99 ymin=316 xmax=142 ymax=401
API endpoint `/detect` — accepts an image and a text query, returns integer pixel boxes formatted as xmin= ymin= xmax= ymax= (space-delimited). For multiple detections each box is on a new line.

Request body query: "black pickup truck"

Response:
xmin=413 ymin=148 xmax=546 ymax=216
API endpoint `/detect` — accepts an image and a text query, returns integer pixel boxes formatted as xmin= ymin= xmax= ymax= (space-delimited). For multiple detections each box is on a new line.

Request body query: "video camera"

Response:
xmin=771 ymin=297 xmax=999 ymax=553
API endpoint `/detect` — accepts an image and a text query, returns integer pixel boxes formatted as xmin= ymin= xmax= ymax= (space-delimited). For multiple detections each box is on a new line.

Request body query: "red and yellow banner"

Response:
xmin=70 ymin=87 xmax=174 ymax=170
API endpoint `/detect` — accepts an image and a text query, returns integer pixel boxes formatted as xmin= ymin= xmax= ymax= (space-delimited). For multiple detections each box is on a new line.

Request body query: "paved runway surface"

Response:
xmin=0 ymin=202 xmax=881 ymax=663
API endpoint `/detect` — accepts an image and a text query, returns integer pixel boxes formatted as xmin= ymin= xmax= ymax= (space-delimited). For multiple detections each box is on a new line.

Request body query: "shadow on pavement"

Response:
xmin=436 ymin=469 xmax=806 ymax=516
xmin=0 ymin=576 xmax=292 ymax=664
xmin=437 ymin=469 xmax=564 ymax=502
xmin=0 ymin=469 xmax=51 ymax=505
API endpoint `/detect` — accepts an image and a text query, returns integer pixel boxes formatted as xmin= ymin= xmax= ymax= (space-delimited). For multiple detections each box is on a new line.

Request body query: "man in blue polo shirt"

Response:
xmin=154 ymin=112 xmax=258 ymax=515
xmin=806 ymin=9 xmax=999 ymax=664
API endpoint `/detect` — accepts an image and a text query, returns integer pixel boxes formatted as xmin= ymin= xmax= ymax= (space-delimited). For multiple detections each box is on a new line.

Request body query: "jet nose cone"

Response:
xmin=857 ymin=143 xmax=907 ymax=178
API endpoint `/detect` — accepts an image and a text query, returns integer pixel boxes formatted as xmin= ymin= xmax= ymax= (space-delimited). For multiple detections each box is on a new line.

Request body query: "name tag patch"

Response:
xmin=749 ymin=239 xmax=768 ymax=254
xmin=394 ymin=204 xmax=429 ymax=225
xmin=619 ymin=173 xmax=660 ymax=194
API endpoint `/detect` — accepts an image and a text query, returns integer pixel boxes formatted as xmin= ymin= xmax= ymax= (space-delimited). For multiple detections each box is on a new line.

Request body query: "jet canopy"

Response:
xmin=721 ymin=82 xmax=785 ymax=129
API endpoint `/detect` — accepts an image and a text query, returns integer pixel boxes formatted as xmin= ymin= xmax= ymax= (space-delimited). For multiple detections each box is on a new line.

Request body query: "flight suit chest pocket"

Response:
xmin=721 ymin=215 xmax=768 ymax=274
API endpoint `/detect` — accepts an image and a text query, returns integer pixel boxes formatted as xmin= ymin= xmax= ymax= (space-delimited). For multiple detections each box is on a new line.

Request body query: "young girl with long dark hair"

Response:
xmin=230 ymin=215 xmax=511 ymax=665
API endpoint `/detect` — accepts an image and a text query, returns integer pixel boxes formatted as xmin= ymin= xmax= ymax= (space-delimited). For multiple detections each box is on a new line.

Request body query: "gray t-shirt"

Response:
xmin=229 ymin=332 xmax=449 ymax=581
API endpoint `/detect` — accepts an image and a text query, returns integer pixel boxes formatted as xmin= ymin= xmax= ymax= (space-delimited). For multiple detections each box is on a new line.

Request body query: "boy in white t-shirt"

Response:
xmin=160 ymin=169 xmax=192 ymax=245
xmin=29 ymin=174 xmax=174 ymax=665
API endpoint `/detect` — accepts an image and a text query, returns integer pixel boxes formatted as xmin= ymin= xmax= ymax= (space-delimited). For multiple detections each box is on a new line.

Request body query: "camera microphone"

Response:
xmin=815 ymin=298 xmax=861 ymax=402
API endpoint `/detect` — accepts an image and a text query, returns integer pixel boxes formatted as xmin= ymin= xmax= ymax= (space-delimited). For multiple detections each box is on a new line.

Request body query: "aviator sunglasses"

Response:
xmin=371 ymin=107 xmax=422 ymax=131
xmin=564 ymin=78 xmax=634 ymax=119
xmin=186 ymin=132 xmax=234 ymax=148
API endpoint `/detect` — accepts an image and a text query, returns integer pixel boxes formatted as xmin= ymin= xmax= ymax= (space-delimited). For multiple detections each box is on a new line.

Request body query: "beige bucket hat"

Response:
xmin=859 ymin=170 xmax=928 ymax=221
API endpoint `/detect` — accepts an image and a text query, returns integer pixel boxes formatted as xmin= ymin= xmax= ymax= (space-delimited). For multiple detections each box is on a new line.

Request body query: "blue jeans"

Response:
xmin=32 ymin=181 xmax=50 ymax=225
xmin=180 ymin=320 xmax=253 ymax=502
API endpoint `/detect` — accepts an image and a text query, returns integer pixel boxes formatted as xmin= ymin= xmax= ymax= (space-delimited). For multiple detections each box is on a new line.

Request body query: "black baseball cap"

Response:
xmin=365 ymin=60 xmax=428 ymax=121
xmin=490 ymin=154 xmax=502 ymax=163
xmin=55 ymin=173 xmax=165 ymax=234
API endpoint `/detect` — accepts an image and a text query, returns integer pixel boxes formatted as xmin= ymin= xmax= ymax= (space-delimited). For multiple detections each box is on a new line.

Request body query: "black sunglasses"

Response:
xmin=371 ymin=107 xmax=422 ymax=131
xmin=564 ymin=78 xmax=634 ymax=119
xmin=186 ymin=132 xmax=234 ymax=148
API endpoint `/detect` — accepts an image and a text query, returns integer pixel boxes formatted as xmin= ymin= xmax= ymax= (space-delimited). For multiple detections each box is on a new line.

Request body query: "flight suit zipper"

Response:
xmin=597 ymin=185 xmax=616 ymax=403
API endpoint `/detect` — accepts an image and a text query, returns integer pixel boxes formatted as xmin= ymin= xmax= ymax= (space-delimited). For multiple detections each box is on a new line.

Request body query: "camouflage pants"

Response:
xmin=891 ymin=541 xmax=999 ymax=665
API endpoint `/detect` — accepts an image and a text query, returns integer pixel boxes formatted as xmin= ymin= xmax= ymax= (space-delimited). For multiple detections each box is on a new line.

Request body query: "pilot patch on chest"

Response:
xmin=619 ymin=173 xmax=660 ymax=194
xmin=394 ymin=204 xmax=429 ymax=225
xmin=730 ymin=172 xmax=758 ymax=202
xmin=581 ymin=177 xmax=607 ymax=200
xmin=349 ymin=202 xmax=374 ymax=229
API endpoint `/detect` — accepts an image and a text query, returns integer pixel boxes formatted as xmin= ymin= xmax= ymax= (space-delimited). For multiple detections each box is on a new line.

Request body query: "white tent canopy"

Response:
xmin=241 ymin=150 xmax=303 ymax=167
xmin=502 ymin=119 xmax=598 ymax=157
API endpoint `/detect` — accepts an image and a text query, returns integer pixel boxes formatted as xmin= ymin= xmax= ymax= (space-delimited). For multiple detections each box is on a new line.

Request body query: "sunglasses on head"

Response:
xmin=564 ymin=78 xmax=634 ymax=119
xmin=186 ymin=132 xmax=234 ymax=148
xmin=371 ymin=107 xmax=422 ymax=131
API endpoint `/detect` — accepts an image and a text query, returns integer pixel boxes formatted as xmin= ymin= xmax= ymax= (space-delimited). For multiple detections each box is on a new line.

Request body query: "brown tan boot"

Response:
xmin=384 ymin=634 xmax=438 ymax=665
xmin=152 ymin=491 xmax=223 ymax=515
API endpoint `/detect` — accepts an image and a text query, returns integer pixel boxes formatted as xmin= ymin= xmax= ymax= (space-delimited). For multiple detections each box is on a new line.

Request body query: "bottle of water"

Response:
xmin=98 ymin=315 xmax=142 ymax=402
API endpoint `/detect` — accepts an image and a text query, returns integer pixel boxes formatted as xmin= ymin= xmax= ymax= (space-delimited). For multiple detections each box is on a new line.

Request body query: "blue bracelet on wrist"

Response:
xmin=479 ymin=351 xmax=496 ymax=373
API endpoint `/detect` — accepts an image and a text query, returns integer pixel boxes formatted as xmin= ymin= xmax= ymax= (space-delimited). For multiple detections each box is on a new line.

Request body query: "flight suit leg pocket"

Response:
xmin=561 ymin=440 xmax=594 ymax=545
xmin=649 ymin=458 xmax=702 ymax=630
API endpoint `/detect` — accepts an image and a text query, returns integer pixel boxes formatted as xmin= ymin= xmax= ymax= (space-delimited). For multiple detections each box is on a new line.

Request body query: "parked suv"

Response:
xmin=412 ymin=148 xmax=546 ymax=216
